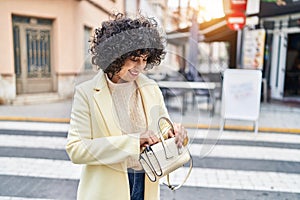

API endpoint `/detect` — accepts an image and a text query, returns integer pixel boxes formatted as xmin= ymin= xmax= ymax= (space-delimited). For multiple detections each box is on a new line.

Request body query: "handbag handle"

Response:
xmin=158 ymin=117 xmax=176 ymax=159
xmin=164 ymin=155 xmax=193 ymax=191
xmin=158 ymin=117 xmax=189 ymax=147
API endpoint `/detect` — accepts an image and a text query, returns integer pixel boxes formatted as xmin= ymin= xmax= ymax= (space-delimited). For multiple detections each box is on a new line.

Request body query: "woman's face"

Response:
xmin=111 ymin=55 xmax=148 ymax=83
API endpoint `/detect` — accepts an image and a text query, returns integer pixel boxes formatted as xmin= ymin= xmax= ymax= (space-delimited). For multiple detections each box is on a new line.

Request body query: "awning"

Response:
xmin=166 ymin=17 xmax=238 ymax=68
xmin=260 ymin=1 xmax=300 ymax=17
xmin=167 ymin=17 xmax=237 ymax=45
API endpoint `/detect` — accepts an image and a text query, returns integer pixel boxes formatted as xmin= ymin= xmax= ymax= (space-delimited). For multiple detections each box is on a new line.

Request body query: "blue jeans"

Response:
xmin=128 ymin=168 xmax=145 ymax=200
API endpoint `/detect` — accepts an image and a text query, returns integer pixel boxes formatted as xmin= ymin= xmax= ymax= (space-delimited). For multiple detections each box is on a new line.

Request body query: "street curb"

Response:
xmin=0 ymin=116 xmax=70 ymax=123
xmin=1 ymin=116 xmax=300 ymax=134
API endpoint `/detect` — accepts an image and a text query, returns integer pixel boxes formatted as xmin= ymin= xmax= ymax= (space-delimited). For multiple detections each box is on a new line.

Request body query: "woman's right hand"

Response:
xmin=140 ymin=130 xmax=159 ymax=150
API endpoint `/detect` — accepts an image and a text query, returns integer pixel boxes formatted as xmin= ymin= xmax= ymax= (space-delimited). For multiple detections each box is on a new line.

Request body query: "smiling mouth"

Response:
xmin=129 ymin=70 xmax=139 ymax=76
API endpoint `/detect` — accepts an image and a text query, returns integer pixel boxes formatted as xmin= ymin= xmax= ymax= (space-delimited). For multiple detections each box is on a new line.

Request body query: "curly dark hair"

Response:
xmin=89 ymin=13 xmax=166 ymax=78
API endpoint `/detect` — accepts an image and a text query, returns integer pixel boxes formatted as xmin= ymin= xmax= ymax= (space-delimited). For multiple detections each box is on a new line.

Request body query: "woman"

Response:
xmin=66 ymin=13 xmax=188 ymax=200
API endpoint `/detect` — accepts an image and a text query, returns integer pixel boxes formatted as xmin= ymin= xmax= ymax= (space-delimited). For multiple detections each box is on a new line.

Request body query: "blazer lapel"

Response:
xmin=136 ymin=75 xmax=158 ymax=132
xmin=93 ymin=71 xmax=122 ymax=136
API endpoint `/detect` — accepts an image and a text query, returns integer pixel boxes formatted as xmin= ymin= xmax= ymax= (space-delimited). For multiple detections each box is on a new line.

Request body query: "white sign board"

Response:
xmin=221 ymin=69 xmax=262 ymax=133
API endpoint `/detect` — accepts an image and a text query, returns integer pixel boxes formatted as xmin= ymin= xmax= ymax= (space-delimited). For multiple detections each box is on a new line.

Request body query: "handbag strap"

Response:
xmin=145 ymin=145 xmax=163 ymax=176
xmin=158 ymin=117 xmax=175 ymax=159
xmin=163 ymin=152 xmax=193 ymax=191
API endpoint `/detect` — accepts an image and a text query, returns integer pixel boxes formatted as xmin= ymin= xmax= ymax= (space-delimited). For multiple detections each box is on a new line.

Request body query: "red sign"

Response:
xmin=230 ymin=0 xmax=247 ymax=11
xmin=226 ymin=11 xmax=246 ymax=30
xmin=223 ymin=0 xmax=248 ymax=14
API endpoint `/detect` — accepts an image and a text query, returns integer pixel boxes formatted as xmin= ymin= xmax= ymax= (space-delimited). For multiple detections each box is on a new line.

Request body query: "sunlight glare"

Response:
xmin=168 ymin=0 xmax=225 ymax=21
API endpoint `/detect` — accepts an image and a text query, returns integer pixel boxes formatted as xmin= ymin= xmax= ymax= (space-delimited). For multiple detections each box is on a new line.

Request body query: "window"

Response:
xmin=84 ymin=26 xmax=92 ymax=70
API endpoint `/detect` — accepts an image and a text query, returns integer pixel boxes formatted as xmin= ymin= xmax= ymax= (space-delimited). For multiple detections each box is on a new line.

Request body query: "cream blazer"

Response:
xmin=66 ymin=70 xmax=169 ymax=200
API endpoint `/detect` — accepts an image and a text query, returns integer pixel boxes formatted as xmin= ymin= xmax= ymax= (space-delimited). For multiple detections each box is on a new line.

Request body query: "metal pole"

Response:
xmin=236 ymin=29 xmax=243 ymax=68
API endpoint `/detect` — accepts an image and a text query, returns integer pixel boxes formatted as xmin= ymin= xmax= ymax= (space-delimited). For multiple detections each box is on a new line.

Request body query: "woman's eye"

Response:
xmin=130 ymin=58 xmax=138 ymax=62
xmin=130 ymin=57 xmax=147 ymax=62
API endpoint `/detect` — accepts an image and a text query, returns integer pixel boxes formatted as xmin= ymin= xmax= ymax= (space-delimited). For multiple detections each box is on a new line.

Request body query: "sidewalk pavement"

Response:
xmin=0 ymin=98 xmax=299 ymax=134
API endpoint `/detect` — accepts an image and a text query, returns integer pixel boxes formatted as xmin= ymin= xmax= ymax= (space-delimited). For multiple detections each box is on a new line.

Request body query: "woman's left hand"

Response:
xmin=173 ymin=123 xmax=188 ymax=148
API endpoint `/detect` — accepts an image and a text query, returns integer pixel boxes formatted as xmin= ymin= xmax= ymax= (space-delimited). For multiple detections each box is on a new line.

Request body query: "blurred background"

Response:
xmin=1 ymin=1 xmax=300 ymax=200
xmin=0 ymin=0 xmax=299 ymax=106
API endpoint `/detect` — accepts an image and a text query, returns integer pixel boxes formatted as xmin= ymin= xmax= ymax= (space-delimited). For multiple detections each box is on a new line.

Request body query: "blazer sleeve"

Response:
xmin=66 ymin=86 xmax=140 ymax=165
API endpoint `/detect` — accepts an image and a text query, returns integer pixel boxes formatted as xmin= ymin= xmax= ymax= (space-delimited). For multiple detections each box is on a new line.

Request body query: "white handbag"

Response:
xmin=139 ymin=117 xmax=193 ymax=190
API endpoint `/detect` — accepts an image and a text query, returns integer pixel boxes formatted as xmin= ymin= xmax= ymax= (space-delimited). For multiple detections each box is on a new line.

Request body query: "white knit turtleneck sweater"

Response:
xmin=106 ymin=75 xmax=147 ymax=170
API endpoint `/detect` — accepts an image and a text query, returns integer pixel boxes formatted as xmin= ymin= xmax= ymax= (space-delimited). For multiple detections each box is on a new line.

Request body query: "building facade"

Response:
xmin=259 ymin=0 xmax=300 ymax=101
xmin=0 ymin=0 xmax=124 ymax=104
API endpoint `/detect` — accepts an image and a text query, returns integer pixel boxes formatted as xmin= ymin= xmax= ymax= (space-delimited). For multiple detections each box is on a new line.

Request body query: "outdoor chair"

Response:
xmin=188 ymin=72 xmax=223 ymax=116
xmin=161 ymin=72 xmax=187 ymax=114
xmin=190 ymin=75 xmax=211 ymax=113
